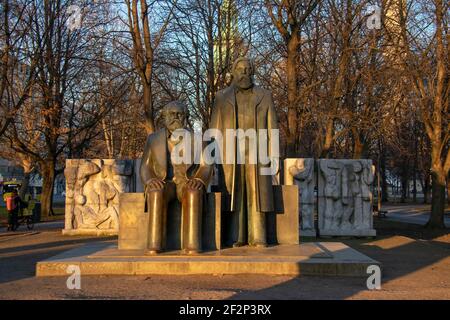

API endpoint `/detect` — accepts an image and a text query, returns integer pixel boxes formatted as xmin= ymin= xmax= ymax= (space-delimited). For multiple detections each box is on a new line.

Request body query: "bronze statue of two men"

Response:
xmin=140 ymin=57 xmax=279 ymax=255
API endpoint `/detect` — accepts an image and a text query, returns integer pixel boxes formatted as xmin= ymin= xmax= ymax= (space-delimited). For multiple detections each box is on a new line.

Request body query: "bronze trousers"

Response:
xmin=226 ymin=164 xmax=266 ymax=246
xmin=146 ymin=181 xmax=203 ymax=253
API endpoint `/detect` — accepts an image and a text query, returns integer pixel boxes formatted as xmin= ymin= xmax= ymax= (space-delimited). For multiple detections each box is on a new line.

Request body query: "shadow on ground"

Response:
xmin=0 ymin=235 xmax=115 ymax=285
xmin=228 ymin=218 xmax=450 ymax=299
xmin=0 ymin=218 xmax=448 ymax=299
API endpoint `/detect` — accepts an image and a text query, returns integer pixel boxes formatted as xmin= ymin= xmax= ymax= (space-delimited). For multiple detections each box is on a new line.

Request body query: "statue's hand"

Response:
xmin=185 ymin=178 xmax=204 ymax=191
xmin=146 ymin=178 xmax=165 ymax=191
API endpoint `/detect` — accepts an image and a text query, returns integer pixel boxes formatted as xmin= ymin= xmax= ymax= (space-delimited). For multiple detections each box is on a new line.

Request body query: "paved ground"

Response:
xmin=0 ymin=218 xmax=449 ymax=300
xmin=382 ymin=204 xmax=450 ymax=227
xmin=0 ymin=221 xmax=64 ymax=234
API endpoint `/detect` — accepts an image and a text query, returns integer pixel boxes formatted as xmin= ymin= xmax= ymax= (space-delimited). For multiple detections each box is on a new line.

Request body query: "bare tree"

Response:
xmin=0 ymin=0 xmax=38 ymax=138
xmin=264 ymin=0 xmax=319 ymax=156
xmin=124 ymin=0 xmax=175 ymax=134
xmin=393 ymin=0 xmax=449 ymax=227
xmin=4 ymin=0 xmax=115 ymax=217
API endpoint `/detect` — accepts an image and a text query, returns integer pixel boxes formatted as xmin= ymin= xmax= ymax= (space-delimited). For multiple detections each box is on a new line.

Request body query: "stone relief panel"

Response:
xmin=63 ymin=158 xmax=376 ymax=238
xmin=284 ymin=158 xmax=316 ymax=236
xmin=64 ymin=159 xmax=133 ymax=235
xmin=317 ymin=159 xmax=376 ymax=236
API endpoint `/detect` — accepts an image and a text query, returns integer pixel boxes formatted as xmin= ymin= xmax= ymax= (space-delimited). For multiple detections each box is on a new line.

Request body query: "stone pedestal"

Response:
xmin=284 ymin=158 xmax=316 ymax=237
xmin=118 ymin=193 xmax=147 ymax=250
xmin=300 ymin=230 xmax=317 ymax=237
xmin=118 ymin=192 xmax=223 ymax=251
xmin=36 ymin=242 xmax=380 ymax=277
xmin=118 ymin=186 xmax=298 ymax=251
xmin=267 ymin=185 xmax=299 ymax=244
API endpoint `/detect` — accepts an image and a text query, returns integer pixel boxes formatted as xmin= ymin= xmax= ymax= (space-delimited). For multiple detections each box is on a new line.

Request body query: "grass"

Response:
xmin=0 ymin=206 xmax=7 ymax=218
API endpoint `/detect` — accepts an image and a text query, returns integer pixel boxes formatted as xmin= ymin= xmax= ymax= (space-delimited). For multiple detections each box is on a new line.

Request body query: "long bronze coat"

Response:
xmin=209 ymin=84 xmax=279 ymax=212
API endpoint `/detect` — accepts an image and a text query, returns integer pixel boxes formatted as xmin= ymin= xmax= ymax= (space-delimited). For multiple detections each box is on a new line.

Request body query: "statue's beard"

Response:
xmin=167 ymin=119 xmax=184 ymax=132
xmin=235 ymin=75 xmax=253 ymax=90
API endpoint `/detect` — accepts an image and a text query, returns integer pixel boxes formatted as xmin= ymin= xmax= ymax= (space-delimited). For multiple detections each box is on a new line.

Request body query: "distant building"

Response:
xmin=213 ymin=0 xmax=247 ymax=89
xmin=0 ymin=159 xmax=24 ymax=182
xmin=0 ymin=158 xmax=65 ymax=204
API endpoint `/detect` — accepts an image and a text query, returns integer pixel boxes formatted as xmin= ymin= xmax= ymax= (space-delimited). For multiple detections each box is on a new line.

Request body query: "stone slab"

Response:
xmin=300 ymin=230 xmax=317 ymax=237
xmin=64 ymin=159 xmax=134 ymax=234
xmin=36 ymin=242 xmax=380 ymax=277
xmin=317 ymin=159 xmax=376 ymax=237
xmin=118 ymin=193 xmax=148 ymax=250
xmin=319 ymin=229 xmax=377 ymax=237
xmin=267 ymin=185 xmax=299 ymax=245
xmin=62 ymin=229 xmax=118 ymax=236
xmin=284 ymin=158 xmax=316 ymax=236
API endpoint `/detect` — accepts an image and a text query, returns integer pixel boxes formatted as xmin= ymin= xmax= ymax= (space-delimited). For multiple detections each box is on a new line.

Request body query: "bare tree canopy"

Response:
xmin=0 ymin=0 xmax=448 ymax=226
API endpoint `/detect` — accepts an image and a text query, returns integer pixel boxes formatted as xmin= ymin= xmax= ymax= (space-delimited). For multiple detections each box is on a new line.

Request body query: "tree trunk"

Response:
xmin=19 ymin=172 xmax=31 ymax=200
xmin=102 ymin=117 xmax=114 ymax=158
xmin=399 ymin=159 xmax=410 ymax=203
xmin=320 ymin=117 xmax=334 ymax=158
xmin=426 ymin=170 xmax=446 ymax=229
xmin=352 ymin=128 xmax=366 ymax=159
xmin=423 ymin=174 xmax=430 ymax=204
xmin=447 ymin=174 xmax=450 ymax=206
xmin=380 ymin=155 xmax=389 ymax=202
xmin=424 ymin=0 xmax=447 ymax=229
xmin=143 ymin=83 xmax=155 ymax=134
xmin=413 ymin=131 xmax=418 ymax=202
xmin=40 ymin=161 xmax=55 ymax=218
xmin=286 ymin=31 xmax=300 ymax=157
xmin=18 ymin=158 xmax=34 ymax=200
xmin=401 ymin=174 xmax=408 ymax=203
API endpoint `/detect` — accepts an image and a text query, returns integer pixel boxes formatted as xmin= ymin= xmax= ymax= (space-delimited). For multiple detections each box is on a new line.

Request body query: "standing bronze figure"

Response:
xmin=140 ymin=101 xmax=211 ymax=254
xmin=210 ymin=57 xmax=279 ymax=247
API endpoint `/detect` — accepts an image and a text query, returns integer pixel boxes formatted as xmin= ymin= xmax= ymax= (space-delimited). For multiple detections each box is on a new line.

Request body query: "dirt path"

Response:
xmin=0 ymin=220 xmax=448 ymax=300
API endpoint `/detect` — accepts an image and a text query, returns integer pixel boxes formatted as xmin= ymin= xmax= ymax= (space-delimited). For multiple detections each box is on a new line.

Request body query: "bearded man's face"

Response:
xmin=232 ymin=60 xmax=254 ymax=90
xmin=164 ymin=104 xmax=186 ymax=133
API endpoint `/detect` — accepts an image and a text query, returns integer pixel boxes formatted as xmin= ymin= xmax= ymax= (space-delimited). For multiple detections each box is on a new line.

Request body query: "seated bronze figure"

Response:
xmin=140 ymin=101 xmax=211 ymax=255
